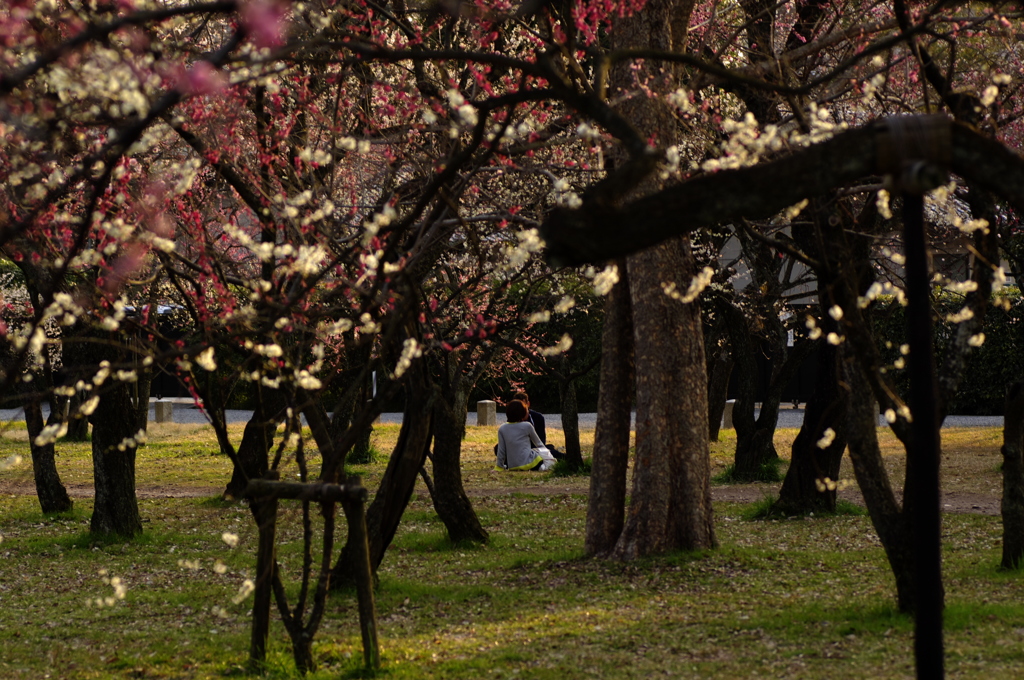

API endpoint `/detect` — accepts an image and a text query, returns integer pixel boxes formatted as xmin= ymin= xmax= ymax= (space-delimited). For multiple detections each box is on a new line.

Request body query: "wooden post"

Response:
xmin=903 ymin=190 xmax=944 ymax=679
xmin=343 ymin=475 xmax=380 ymax=670
xmin=242 ymin=477 xmax=378 ymax=669
xmin=249 ymin=492 xmax=278 ymax=669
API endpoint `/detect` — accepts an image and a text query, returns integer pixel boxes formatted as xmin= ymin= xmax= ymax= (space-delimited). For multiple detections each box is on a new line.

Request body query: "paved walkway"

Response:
xmin=0 ymin=402 xmax=1004 ymax=429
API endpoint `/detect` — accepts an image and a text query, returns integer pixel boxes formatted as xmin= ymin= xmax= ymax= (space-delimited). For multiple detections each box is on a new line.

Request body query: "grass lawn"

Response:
xmin=0 ymin=421 xmax=1022 ymax=678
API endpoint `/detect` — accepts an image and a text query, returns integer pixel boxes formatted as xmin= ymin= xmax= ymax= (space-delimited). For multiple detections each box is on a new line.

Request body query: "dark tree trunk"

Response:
xmin=725 ymin=303 xmax=779 ymax=479
xmin=24 ymin=398 xmax=73 ymax=514
xmin=430 ymin=380 xmax=488 ymax=544
xmin=223 ymin=389 xmax=287 ymax=500
xmin=706 ymin=322 xmax=733 ymax=442
xmin=614 ymin=237 xmax=716 ymax=558
xmin=585 ymin=266 xmax=634 ymax=556
xmin=843 ymin=358 xmax=915 ymax=612
xmin=599 ymin=0 xmax=713 ymax=559
xmin=330 ymin=344 xmax=374 ymax=464
xmin=332 ymin=366 xmax=436 ymax=585
xmin=1001 ymin=382 xmax=1024 ymax=569
xmin=558 ymin=354 xmax=584 ymax=470
xmin=775 ymin=335 xmax=846 ymax=514
xmin=775 ymin=250 xmax=847 ymax=513
xmin=89 ymin=378 xmax=142 ymax=537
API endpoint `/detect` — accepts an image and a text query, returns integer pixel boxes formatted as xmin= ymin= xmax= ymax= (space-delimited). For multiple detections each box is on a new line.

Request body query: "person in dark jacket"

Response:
xmin=512 ymin=391 xmax=564 ymax=459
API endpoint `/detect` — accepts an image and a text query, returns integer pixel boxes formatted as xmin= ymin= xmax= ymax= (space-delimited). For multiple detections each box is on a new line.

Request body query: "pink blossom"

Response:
xmin=241 ymin=0 xmax=289 ymax=49
xmin=182 ymin=61 xmax=227 ymax=96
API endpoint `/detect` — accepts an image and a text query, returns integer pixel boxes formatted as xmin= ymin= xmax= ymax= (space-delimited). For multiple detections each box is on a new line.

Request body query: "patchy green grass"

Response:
xmin=1 ymin=423 xmax=1022 ymax=678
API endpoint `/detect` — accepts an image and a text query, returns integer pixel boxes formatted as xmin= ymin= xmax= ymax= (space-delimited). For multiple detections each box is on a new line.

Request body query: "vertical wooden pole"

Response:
xmin=343 ymin=476 xmax=379 ymax=669
xmin=903 ymin=191 xmax=944 ymax=679
xmin=249 ymin=496 xmax=278 ymax=670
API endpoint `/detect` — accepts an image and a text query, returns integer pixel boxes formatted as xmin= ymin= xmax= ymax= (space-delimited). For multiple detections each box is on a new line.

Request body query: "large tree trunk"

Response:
xmin=332 ymin=365 xmax=435 ymax=585
xmin=601 ymin=0 xmax=713 ymax=558
xmin=614 ymin=238 xmax=716 ymax=558
xmin=430 ymin=377 xmax=488 ymax=544
xmin=1001 ymin=382 xmax=1024 ymax=569
xmin=24 ymin=397 xmax=73 ymax=514
xmin=89 ymin=378 xmax=142 ymax=537
xmin=585 ymin=266 xmax=634 ymax=556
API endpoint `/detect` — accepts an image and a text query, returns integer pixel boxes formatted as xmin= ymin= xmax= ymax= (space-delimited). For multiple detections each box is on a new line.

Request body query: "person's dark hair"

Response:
xmin=506 ymin=399 xmax=527 ymax=422
xmin=512 ymin=390 xmax=529 ymax=403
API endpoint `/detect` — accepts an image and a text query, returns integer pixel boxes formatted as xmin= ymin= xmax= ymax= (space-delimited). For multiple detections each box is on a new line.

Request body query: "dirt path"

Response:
xmin=0 ymin=481 xmax=1001 ymax=516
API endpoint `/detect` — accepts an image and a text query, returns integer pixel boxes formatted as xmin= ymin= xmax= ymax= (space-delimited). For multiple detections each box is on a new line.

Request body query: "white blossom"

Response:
xmin=592 ymin=264 xmax=620 ymax=296
xmin=876 ymin=189 xmax=892 ymax=219
xmin=393 ymin=338 xmax=423 ymax=378
xmin=34 ymin=422 xmax=68 ymax=447
xmin=554 ymin=296 xmax=575 ymax=314
xmin=232 ymin=579 xmax=255 ymax=604
xmin=538 ymin=334 xmax=573 ymax=357
xmin=946 ymin=307 xmax=975 ymax=323
xmin=662 ymin=267 xmax=714 ymax=303
xmin=196 ymin=347 xmax=217 ymax=372
xmin=1 ymin=454 xmax=24 ymax=471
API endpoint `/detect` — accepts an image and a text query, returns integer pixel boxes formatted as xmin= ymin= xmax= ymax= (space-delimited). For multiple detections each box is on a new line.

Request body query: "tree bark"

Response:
xmin=600 ymin=0 xmax=714 ymax=558
xmin=332 ymin=365 xmax=436 ymax=585
xmin=24 ymin=398 xmax=73 ymax=514
xmin=585 ymin=267 xmax=635 ymax=556
xmin=133 ymin=357 xmax=153 ymax=434
xmin=728 ymin=301 xmax=813 ymax=481
xmin=1001 ymin=382 xmax=1024 ymax=569
xmin=430 ymin=378 xmax=488 ymax=544
xmin=224 ymin=389 xmax=287 ymax=500
xmin=614 ymin=237 xmax=716 ymax=558
xmin=89 ymin=377 xmax=143 ymax=537
xmin=843 ymin=357 xmax=915 ymax=612
xmin=543 ymin=119 xmax=1024 ymax=267
xmin=775 ymin=335 xmax=846 ymax=514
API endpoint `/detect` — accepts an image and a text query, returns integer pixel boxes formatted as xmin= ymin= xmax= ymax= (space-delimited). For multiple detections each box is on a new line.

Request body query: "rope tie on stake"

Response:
xmin=875 ymin=114 xmax=952 ymax=195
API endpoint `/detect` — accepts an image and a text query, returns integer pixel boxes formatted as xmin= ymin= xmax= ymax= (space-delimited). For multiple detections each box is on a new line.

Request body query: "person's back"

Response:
xmin=495 ymin=399 xmax=555 ymax=471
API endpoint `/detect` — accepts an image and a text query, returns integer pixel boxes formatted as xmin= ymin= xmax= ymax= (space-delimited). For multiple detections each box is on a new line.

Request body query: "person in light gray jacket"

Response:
xmin=495 ymin=400 xmax=556 ymax=471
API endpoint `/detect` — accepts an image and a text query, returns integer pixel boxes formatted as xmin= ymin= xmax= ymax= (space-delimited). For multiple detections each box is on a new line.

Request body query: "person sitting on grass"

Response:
xmin=495 ymin=399 xmax=557 ymax=471
xmin=513 ymin=390 xmax=564 ymax=460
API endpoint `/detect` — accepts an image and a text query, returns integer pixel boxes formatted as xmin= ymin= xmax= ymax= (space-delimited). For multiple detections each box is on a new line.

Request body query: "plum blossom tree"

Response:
xmin=9 ymin=0 xmax=1024 ymax=676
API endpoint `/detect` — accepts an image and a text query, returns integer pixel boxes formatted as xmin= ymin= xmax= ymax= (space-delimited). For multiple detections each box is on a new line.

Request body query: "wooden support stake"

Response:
xmin=249 ymin=495 xmax=278 ymax=670
xmin=342 ymin=475 xmax=380 ymax=670
xmin=903 ymin=191 xmax=945 ymax=679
